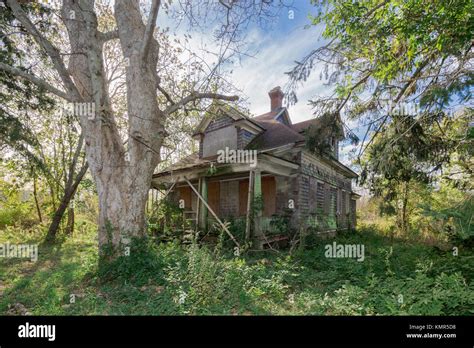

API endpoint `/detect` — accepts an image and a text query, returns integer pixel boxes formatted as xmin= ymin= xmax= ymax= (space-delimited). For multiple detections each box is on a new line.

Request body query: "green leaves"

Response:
xmin=288 ymin=0 xmax=473 ymax=121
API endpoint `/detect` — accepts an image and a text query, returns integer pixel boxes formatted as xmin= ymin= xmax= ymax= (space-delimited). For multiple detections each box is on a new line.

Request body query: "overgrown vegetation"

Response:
xmin=1 ymin=221 xmax=473 ymax=315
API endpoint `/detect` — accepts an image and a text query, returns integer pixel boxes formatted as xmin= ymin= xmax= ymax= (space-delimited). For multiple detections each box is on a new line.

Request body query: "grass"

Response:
xmin=0 ymin=224 xmax=473 ymax=315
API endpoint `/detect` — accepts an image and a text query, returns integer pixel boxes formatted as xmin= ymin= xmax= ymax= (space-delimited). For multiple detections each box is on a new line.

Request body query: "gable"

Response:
xmin=204 ymin=114 xmax=234 ymax=133
xmin=275 ymin=113 xmax=289 ymax=126
xmin=254 ymin=108 xmax=292 ymax=127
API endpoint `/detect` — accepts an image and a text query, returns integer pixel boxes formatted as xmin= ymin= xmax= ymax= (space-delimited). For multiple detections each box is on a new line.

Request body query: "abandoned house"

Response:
xmin=152 ymin=86 xmax=360 ymax=248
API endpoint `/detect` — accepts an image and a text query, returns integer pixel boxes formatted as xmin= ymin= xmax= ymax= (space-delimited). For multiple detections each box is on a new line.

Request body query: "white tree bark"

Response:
xmin=59 ymin=0 xmax=162 ymax=250
xmin=3 ymin=0 xmax=242 ymax=257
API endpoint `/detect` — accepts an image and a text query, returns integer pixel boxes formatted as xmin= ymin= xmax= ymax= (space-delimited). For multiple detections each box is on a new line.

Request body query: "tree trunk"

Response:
xmin=65 ymin=206 xmax=74 ymax=236
xmin=396 ymin=181 xmax=410 ymax=235
xmin=45 ymin=189 xmax=74 ymax=243
xmin=96 ymin=175 xmax=150 ymax=248
xmin=32 ymin=173 xmax=42 ymax=223
xmin=401 ymin=181 xmax=409 ymax=235
xmin=44 ymin=163 xmax=88 ymax=243
xmin=60 ymin=0 xmax=163 ymax=258
xmin=4 ymin=0 xmax=239 ymax=262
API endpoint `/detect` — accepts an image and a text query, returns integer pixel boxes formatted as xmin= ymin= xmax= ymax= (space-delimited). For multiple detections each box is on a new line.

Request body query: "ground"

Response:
xmin=0 ymin=225 xmax=473 ymax=315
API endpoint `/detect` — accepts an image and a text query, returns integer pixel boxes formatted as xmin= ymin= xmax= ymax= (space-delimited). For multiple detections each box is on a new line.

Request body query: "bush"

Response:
xmin=1 ymin=222 xmax=473 ymax=315
xmin=0 ymin=186 xmax=37 ymax=229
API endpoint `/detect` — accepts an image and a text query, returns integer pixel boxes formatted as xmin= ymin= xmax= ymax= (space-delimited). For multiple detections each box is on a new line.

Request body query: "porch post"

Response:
xmin=253 ymin=169 xmax=262 ymax=241
xmin=195 ymin=179 xmax=201 ymax=232
xmin=245 ymin=171 xmax=254 ymax=242
xmin=198 ymin=177 xmax=208 ymax=230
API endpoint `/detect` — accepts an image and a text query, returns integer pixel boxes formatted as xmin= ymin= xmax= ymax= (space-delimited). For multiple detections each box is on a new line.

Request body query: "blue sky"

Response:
xmin=158 ymin=1 xmax=359 ymax=167
xmin=231 ymin=1 xmax=328 ymax=119
xmin=224 ymin=1 xmax=359 ymax=166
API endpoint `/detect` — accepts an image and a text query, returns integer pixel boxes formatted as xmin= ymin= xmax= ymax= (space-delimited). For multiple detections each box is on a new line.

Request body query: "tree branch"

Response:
xmin=336 ymin=73 xmax=371 ymax=113
xmin=141 ymin=0 xmax=160 ymax=59
xmin=393 ymin=55 xmax=433 ymax=104
xmin=164 ymin=92 xmax=239 ymax=114
xmin=0 ymin=62 xmax=73 ymax=101
xmin=6 ymin=0 xmax=81 ymax=100
xmin=66 ymin=132 xmax=85 ymax=190
xmin=98 ymin=29 xmax=119 ymax=43
xmin=156 ymin=81 xmax=175 ymax=105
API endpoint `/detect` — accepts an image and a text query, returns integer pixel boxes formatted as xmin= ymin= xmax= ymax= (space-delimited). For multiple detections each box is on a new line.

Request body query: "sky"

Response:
xmin=228 ymin=2 xmax=328 ymax=120
xmin=157 ymin=1 xmax=360 ymax=168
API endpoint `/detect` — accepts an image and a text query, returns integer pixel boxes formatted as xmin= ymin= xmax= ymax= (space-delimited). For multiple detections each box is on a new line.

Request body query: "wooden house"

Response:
xmin=152 ymin=87 xmax=359 ymax=248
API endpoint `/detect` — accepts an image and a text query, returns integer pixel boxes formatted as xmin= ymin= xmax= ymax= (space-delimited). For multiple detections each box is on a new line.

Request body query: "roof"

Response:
xmin=193 ymin=102 xmax=263 ymax=136
xmin=253 ymin=109 xmax=280 ymax=121
xmin=156 ymin=153 xmax=208 ymax=173
xmin=247 ymin=108 xmax=324 ymax=151
xmin=154 ymin=104 xmax=356 ymax=178
xmin=291 ymin=118 xmax=322 ymax=133
xmin=247 ymin=119 xmax=305 ymax=150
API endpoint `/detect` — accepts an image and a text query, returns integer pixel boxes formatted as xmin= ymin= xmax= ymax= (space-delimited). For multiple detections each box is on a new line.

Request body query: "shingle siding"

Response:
xmin=297 ymin=151 xmax=356 ymax=231
xmin=298 ymin=174 xmax=310 ymax=225
xmin=198 ymin=137 xmax=203 ymax=158
xmin=205 ymin=114 xmax=234 ymax=133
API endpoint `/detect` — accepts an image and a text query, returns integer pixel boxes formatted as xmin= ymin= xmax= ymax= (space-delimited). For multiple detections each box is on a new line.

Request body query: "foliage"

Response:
xmin=0 ymin=178 xmax=37 ymax=229
xmin=0 ymin=2 xmax=56 ymax=165
xmin=1 ymin=222 xmax=473 ymax=315
xmin=417 ymin=189 xmax=474 ymax=247
xmin=304 ymin=112 xmax=347 ymax=158
xmin=225 ymin=217 xmax=247 ymax=244
xmin=359 ymin=179 xmax=473 ymax=248
xmin=288 ymin=0 xmax=473 ymax=114
xmin=147 ymin=198 xmax=186 ymax=242
xmin=287 ymin=0 xmax=473 ymax=215
xmin=269 ymin=209 xmax=293 ymax=236
xmin=360 ymin=111 xmax=473 ymax=237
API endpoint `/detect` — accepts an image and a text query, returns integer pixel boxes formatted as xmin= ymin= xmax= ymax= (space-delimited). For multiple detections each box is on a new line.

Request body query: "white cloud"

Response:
xmin=162 ymin=9 xmax=362 ymax=168
xmin=229 ymin=26 xmax=332 ymax=122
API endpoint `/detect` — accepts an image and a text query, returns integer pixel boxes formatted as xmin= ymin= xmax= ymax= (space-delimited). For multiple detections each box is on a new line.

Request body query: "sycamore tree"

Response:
xmin=0 ymin=0 xmax=285 ymax=257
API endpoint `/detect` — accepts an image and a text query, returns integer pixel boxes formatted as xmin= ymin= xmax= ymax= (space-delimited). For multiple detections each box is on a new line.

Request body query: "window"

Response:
xmin=330 ymin=187 xmax=337 ymax=218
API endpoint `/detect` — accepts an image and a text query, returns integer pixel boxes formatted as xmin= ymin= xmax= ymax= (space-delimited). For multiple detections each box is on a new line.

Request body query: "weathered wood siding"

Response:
xmin=200 ymin=114 xmax=237 ymax=158
xmin=274 ymin=175 xmax=299 ymax=228
xmin=298 ymin=150 xmax=354 ymax=231
xmin=208 ymin=182 xmax=220 ymax=215
xmin=350 ymin=198 xmax=357 ymax=229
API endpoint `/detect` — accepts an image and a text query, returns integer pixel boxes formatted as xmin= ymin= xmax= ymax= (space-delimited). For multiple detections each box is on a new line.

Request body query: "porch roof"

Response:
xmin=156 ymin=153 xmax=209 ymax=172
xmin=152 ymin=152 xmax=299 ymax=185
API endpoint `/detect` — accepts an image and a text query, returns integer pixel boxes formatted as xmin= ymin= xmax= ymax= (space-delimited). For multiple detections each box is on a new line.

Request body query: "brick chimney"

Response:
xmin=268 ymin=86 xmax=284 ymax=111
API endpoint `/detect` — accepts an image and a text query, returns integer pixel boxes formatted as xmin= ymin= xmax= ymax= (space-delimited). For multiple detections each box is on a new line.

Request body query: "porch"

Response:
xmin=151 ymin=153 xmax=299 ymax=248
